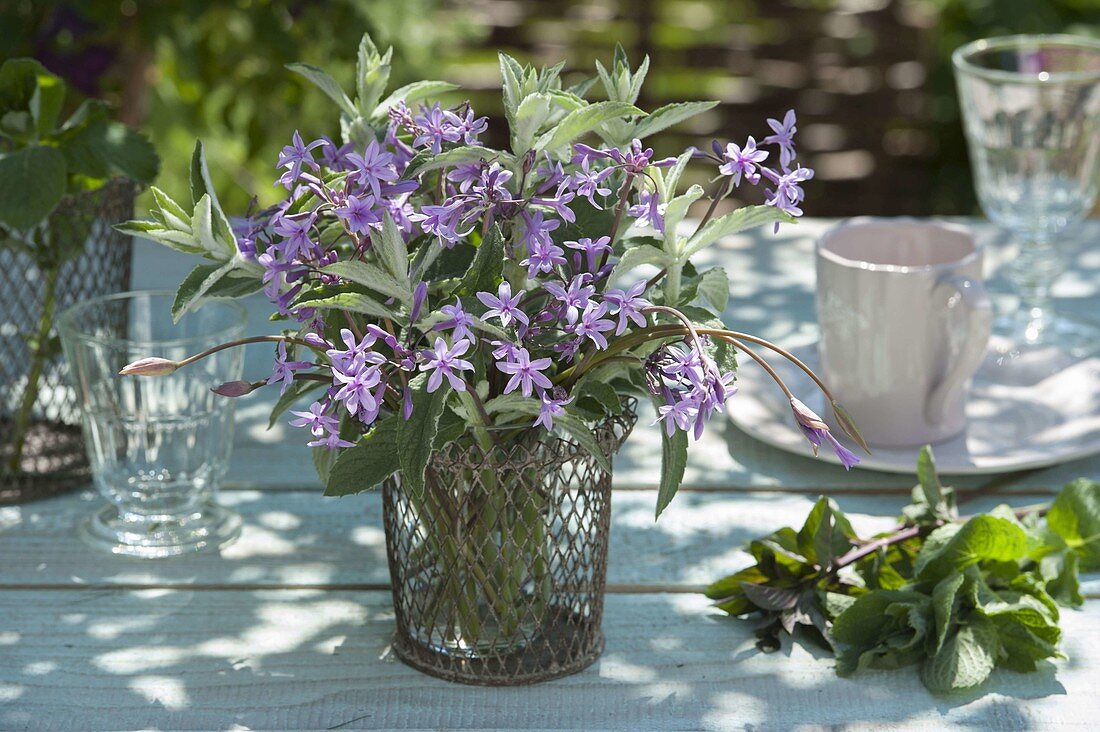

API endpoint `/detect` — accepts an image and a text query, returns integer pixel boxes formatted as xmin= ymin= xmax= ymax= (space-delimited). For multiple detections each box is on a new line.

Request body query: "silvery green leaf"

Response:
xmin=594 ymin=59 xmax=618 ymax=102
xmin=695 ymin=267 xmax=730 ymax=313
xmin=171 ymin=258 xmax=236 ymax=322
xmin=299 ymin=291 xmax=396 ymax=322
xmin=511 ymin=92 xmax=554 ymax=154
xmin=484 ymin=395 xmax=611 ymax=473
xmin=189 ymin=141 xmax=235 ymax=247
xmin=656 ymin=149 xmax=694 ymax=201
xmin=372 ymin=212 xmax=409 ymax=284
xmin=287 ymin=62 xmax=357 ymax=118
xmin=323 ymin=259 xmax=412 ymax=304
xmin=149 ymin=187 xmax=190 ymax=231
xmin=373 ymin=80 xmax=458 ymax=121
xmin=356 ymin=34 xmax=392 ymax=115
xmin=682 ymin=205 xmax=795 ymax=259
xmin=191 ymin=194 xmax=236 ymax=259
xmin=499 ymin=51 xmax=526 ymax=128
xmin=632 ymin=101 xmax=719 ymax=140
xmin=611 ymin=243 xmax=672 ymax=279
xmin=404 ymin=145 xmax=514 ymax=179
xmin=534 ymin=101 xmax=645 ymax=155
xmin=115 ymin=221 xmax=204 ymax=256
xmin=661 ymin=184 xmax=705 ymax=252
xmin=625 ymin=54 xmax=650 ymax=104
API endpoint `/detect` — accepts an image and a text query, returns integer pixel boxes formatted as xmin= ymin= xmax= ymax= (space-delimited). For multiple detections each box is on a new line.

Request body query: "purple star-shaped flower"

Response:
xmin=719 ymin=136 xmax=768 ymax=186
xmin=522 ymin=238 xmax=567 ymax=279
xmin=476 ymin=281 xmax=529 ymax=328
xmin=308 ymin=422 xmax=356 ymax=450
xmin=335 ymin=194 xmax=381 ymax=234
xmin=565 ymin=236 xmax=612 ymax=274
xmin=347 ymin=139 xmax=398 ymax=200
xmin=272 ymin=211 xmax=319 ymax=261
xmin=603 ymin=280 xmax=651 ymax=335
xmin=434 ymin=299 xmax=476 ymax=341
xmin=628 ymin=188 xmax=665 ymax=234
xmin=544 ymin=276 xmax=595 ymax=325
xmin=332 ymin=359 xmax=383 ymax=416
xmin=268 ymin=341 xmax=312 ymax=395
xmin=655 ymin=393 xmax=701 ymax=437
xmin=534 ymin=391 xmax=573 ymax=431
xmin=277 ymin=130 xmax=324 ymax=183
xmin=571 ymin=301 xmax=617 ymax=350
xmin=420 ymin=337 xmax=474 ymax=393
xmin=764 ymin=109 xmax=798 ymax=170
xmin=290 ymin=400 xmax=338 ymax=437
xmin=762 ymin=165 xmax=814 ymax=232
xmin=571 ymin=158 xmax=615 ymax=208
xmin=496 ymin=347 xmax=553 ymax=398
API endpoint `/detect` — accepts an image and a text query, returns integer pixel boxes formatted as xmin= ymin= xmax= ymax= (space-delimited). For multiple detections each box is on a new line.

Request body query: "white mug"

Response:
xmin=815 ymin=218 xmax=993 ymax=448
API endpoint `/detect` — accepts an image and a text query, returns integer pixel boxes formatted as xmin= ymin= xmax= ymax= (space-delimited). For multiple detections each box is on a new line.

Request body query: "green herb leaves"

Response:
xmin=706 ymin=445 xmax=1099 ymax=696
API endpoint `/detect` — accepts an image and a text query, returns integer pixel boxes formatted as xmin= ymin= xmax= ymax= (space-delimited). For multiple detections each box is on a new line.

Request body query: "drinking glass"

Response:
xmin=953 ymin=35 xmax=1100 ymax=376
xmin=58 ymin=291 xmax=246 ymax=557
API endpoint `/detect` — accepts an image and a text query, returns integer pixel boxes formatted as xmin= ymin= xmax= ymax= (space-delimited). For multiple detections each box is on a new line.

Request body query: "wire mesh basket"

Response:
xmin=382 ymin=401 xmax=637 ymax=685
xmin=0 ymin=179 xmax=135 ymax=504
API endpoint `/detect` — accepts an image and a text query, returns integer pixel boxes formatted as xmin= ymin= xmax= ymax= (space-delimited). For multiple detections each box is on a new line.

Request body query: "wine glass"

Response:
xmin=953 ymin=35 xmax=1100 ymax=380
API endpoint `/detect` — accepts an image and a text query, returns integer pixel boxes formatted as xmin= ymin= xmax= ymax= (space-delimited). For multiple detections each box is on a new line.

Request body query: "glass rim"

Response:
xmin=953 ymin=34 xmax=1100 ymax=85
xmin=57 ymin=289 xmax=248 ymax=348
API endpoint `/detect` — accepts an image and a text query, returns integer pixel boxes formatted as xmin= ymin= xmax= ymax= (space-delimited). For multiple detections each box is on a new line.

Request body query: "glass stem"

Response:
xmin=1009 ymin=236 xmax=1063 ymax=343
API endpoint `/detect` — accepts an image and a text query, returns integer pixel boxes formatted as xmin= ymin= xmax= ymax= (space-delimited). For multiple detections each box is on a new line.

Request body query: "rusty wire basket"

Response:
xmin=0 ymin=179 xmax=135 ymax=504
xmin=382 ymin=402 xmax=636 ymax=685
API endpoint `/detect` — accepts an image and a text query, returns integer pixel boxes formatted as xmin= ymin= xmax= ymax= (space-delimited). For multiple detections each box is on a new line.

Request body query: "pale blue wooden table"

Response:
xmin=1 ymin=219 xmax=1097 ymax=730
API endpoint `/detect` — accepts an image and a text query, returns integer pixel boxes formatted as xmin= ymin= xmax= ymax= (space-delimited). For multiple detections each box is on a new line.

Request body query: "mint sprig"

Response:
xmin=706 ymin=446 xmax=1099 ymax=694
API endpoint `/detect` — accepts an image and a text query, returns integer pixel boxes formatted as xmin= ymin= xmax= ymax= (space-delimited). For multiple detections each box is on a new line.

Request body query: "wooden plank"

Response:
xmin=1 ymin=589 xmax=1096 ymax=731
xmin=4 ymin=490 xmax=1097 ymax=595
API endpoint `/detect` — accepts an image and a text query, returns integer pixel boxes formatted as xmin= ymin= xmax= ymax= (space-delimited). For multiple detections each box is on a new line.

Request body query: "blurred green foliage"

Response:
xmin=1 ymin=0 xmax=1097 ymax=216
xmin=0 ymin=0 xmax=485 ymax=211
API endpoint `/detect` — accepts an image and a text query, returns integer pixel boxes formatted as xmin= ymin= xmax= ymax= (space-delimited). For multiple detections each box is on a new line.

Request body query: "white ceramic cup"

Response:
xmin=815 ymin=218 xmax=993 ymax=448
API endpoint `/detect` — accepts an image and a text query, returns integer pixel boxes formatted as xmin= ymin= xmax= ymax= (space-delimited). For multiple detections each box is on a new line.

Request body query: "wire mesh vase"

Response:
xmin=382 ymin=402 xmax=636 ymax=685
xmin=0 ymin=179 xmax=135 ymax=504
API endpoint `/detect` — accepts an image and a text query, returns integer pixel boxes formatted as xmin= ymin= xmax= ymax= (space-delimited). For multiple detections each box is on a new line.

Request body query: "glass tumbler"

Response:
xmin=953 ymin=35 xmax=1100 ymax=372
xmin=58 ymin=291 xmax=246 ymax=557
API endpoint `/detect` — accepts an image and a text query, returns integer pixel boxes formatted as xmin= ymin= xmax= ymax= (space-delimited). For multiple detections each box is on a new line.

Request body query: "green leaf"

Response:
xmin=191 ymin=194 xmax=236 ymax=259
xmin=632 ymin=101 xmax=719 ymax=139
xmin=297 ymin=291 xmax=394 ymax=321
xmin=287 ymin=62 xmax=357 ymax=118
xmin=172 ymin=259 xmax=237 ymax=321
xmin=0 ymin=58 xmax=63 ymax=139
xmin=1040 ymin=551 xmax=1083 ymax=607
xmin=797 ymin=497 xmax=857 ymax=567
xmin=55 ymin=101 xmax=159 ymax=184
xmin=483 ymin=394 xmax=611 ymax=473
xmin=577 ymin=380 xmax=622 ymax=416
xmin=150 ymin=186 xmax=190 ymax=231
xmin=29 ymin=66 xmax=64 ymax=136
xmin=831 ymin=589 xmax=929 ymax=645
xmin=397 ymin=380 xmax=447 ymax=497
xmin=920 ymin=618 xmax=1000 ymax=693
xmin=0 ymin=145 xmax=65 ymax=230
xmin=115 ymin=220 xmax=203 ymax=255
xmin=511 ymin=92 xmax=554 ymax=153
xmin=682 ymin=205 xmax=795 ymax=259
xmin=457 ymin=224 xmax=504 ymax=297
xmin=1047 ymin=479 xmax=1100 ymax=570
xmin=694 ymin=267 xmax=730 ymax=313
xmin=655 ymin=422 xmax=688 ymax=519
xmin=661 ymin=184 xmax=705 ymax=250
xmin=739 ymin=582 xmax=801 ymax=612
xmin=611 ymin=243 xmax=671 ymax=279
xmin=372 ymin=212 xmax=409 ymax=284
xmin=930 ymin=571 xmax=966 ymax=655
xmin=324 ymin=418 xmax=400 ymax=497
xmin=374 ymin=80 xmax=458 ymax=120
xmin=403 ymin=145 xmax=514 ymax=179
xmin=323 ymin=259 xmax=411 ymax=304
xmin=533 ymin=101 xmax=645 ymax=154
xmin=356 ymin=33 xmax=392 ymax=116
xmin=915 ymin=514 xmax=1029 ymax=582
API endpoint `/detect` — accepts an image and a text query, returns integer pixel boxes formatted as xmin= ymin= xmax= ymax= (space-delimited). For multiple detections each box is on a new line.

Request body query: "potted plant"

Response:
xmin=0 ymin=59 xmax=158 ymax=502
xmin=119 ymin=36 xmax=864 ymax=684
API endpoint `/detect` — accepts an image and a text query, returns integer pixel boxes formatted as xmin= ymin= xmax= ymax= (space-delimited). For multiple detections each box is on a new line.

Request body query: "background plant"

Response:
xmin=707 ymin=446 xmax=1100 ymax=695
xmin=0 ymin=57 xmax=157 ymax=472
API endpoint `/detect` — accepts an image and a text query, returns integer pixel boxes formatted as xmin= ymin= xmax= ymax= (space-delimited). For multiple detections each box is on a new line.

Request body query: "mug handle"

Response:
xmin=925 ymin=275 xmax=993 ymax=425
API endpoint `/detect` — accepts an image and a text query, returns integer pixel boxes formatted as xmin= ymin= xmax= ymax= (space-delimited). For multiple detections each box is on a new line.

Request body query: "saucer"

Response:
xmin=728 ymin=341 xmax=1100 ymax=475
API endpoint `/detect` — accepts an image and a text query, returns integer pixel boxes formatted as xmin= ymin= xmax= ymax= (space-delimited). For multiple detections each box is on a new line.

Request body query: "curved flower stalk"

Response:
xmin=119 ymin=35 xmax=865 ymax=519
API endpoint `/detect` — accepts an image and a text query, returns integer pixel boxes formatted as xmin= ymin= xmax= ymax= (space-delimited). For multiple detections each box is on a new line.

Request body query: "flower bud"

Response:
xmin=211 ymin=380 xmax=255 ymax=398
xmin=118 ymin=357 xmax=179 ymax=377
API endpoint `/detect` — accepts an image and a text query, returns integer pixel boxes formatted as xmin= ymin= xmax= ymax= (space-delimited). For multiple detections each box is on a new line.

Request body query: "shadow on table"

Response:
xmin=0 ymin=588 xmax=1071 ymax=730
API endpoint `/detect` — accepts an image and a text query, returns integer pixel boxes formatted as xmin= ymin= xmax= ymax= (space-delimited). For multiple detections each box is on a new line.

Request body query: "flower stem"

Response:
xmin=7 ymin=262 xmax=60 ymax=472
xmin=173 ymin=335 xmax=315 ymax=370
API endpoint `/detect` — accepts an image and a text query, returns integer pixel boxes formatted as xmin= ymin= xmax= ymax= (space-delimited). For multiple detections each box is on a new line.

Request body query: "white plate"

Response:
xmin=728 ymin=342 xmax=1100 ymax=475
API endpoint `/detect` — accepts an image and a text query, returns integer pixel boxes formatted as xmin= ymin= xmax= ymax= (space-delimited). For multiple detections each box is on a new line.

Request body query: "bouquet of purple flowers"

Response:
xmin=120 ymin=37 xmax=864 ymax=517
